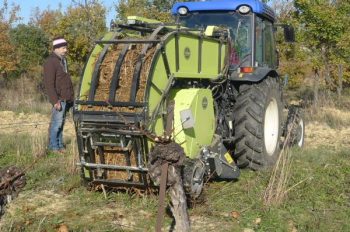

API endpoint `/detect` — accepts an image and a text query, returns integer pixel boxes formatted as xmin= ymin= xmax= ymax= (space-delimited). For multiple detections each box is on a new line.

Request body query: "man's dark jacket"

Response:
xmin=43 ymin=53 xmax=74 ymax=105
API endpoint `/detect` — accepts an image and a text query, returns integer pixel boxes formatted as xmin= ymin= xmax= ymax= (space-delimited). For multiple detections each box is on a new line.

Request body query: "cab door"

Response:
xmin=255 ymin=17 xmax=278 ymax=69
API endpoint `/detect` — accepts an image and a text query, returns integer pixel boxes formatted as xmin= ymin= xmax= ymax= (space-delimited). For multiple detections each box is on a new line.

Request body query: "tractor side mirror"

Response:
xmin=283 ymin=25 xmax=295 ymax=43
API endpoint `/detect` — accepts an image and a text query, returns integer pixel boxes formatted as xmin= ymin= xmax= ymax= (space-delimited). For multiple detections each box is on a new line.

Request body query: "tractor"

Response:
xmin=73 ymin=0 xmax=304 ymax=198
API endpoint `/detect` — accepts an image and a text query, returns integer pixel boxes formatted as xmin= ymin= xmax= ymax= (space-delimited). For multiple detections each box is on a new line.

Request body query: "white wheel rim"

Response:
xmin=297 ymin=119 xmax=304 ymax=147
xmin=264 ymin=98 xmax=279 ymax=156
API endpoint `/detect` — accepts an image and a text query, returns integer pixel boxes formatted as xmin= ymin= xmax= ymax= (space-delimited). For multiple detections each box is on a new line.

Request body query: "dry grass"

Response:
xmin=30 ymin=132 xmax=47 ymax=158
xmin=306 ymin=106 xmax=350 ymax=128
xmin=304 ymin=104 xmax=350 ymax=150
xmin=66 ymin=136 xmax=79 ymax=175
xmin=264 ymin=89 xmax=350 ymax=207
xmin=263 ymin=118 xmax=296 ymax=207
xmin=263 ymin=112 xmax=308 ymax=207
xmin=305 ymin=122 xmax=350 ymax=149
xmin=0 ymin=77 xmax=50 ymax=114
xmin=0 ymin=111 xmax=75 ymax=137
xmin=263 ymin=147 xmax=293 ymax=206
xmin=81 ymin=41 xmax=156 ymax=113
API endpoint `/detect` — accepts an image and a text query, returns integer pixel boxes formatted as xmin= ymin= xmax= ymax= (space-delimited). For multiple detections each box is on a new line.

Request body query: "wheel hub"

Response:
xmin=183 ymin=160 xmax=205 ymax=199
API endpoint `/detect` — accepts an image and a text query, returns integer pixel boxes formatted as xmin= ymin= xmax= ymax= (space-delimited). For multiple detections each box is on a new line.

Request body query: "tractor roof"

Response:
xmin=171 ymin=0 xmax=276 ymax=22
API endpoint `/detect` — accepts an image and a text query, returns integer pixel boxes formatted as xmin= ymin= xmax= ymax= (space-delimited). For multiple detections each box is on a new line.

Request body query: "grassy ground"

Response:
xmin=0 ymin=95 xmax=350 ymax=231
xmin=0 ymin=135 xmax=349 ymax=231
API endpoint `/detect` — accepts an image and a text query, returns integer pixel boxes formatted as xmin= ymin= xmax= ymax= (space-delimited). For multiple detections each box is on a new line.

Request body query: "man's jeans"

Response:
xmin=48 ymin=101 xmax=69 ymax=151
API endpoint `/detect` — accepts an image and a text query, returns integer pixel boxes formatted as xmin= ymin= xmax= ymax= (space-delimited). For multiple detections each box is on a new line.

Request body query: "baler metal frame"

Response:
xmin=74 ymin=22 xmax=228 ymax=188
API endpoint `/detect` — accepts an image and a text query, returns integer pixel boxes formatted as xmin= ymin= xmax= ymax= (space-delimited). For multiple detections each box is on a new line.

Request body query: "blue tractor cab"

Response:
xmin=171 ymin=0 xmax=289 ymax=82
xmin=172 ymin=0 xmax=276 ymax=22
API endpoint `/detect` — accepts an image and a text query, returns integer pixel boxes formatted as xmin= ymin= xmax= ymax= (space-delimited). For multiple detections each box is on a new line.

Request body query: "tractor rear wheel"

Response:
xmin=295 ymin=117 xmax=305 ymax=147
xmin=233 ymin=77 xmax=282 ymax=170
xmin=285 ymin=106 xmax=305 ymax=148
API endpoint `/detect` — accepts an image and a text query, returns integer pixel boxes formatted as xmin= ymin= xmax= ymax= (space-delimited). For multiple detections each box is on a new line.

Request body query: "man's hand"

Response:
xmin=54 ymin=101 xmax=61 ymax=111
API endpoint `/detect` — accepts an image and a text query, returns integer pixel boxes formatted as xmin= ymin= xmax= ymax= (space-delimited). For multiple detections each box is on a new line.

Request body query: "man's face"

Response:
xmin=54 ymin=46 xmax=68 ymax=57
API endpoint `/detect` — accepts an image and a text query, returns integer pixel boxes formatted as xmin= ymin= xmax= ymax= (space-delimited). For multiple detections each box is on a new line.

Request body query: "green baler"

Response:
xmin=74 ymin=0 xmax=302 ymax=197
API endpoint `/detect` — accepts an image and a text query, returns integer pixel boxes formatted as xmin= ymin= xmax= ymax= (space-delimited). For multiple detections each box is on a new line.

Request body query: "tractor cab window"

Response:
xmin=178 ymin=12 xmax=252 ymax=67
xmin=255 ymin=17 xmax=277 ymax=68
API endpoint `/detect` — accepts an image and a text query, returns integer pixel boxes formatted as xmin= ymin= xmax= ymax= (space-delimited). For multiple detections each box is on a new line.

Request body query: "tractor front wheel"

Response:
xmin=233 ymin=77 xmax=282 ymax=170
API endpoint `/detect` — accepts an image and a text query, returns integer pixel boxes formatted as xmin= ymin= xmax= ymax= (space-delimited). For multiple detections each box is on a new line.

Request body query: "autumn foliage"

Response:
xmin=0 ymin=0 xmax=349 ymax=96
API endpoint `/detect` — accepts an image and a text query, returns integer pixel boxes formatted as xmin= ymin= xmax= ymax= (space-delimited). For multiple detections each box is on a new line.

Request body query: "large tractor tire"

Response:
xmin=233 ymin=77 xmax=282 ymax=170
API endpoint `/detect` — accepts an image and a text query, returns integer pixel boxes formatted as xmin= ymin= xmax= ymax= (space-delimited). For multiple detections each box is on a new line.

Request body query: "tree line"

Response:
xmin=0 ymin=0 xmax=349 ymax=96
xmin=274 ymin=0 xmax=350 ymax=98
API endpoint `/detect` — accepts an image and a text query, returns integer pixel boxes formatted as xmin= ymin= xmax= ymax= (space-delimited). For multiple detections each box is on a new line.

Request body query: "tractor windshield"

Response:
xmin=179 ymin=12 xmax=252 ymax=67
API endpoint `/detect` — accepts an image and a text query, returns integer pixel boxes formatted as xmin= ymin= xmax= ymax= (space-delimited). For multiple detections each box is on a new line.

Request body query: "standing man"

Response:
xmin=43 ymin=37 xmax=74 ymax=153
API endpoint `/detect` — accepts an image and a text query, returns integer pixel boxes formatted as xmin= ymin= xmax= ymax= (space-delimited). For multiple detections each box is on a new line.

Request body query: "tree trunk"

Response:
xmin=337 ymin=64 xmax=343 ymax=97
xmin=0 ymin=71 xmax=8 ymax=86
xmin=313 ymin=68 xmax=319 ymax=107
xmin=168 ymin=166 xmax=190 ymax=232
xmin=321 ymin=45 xmax=333 ymax=94
xmin=148 ymin=142 xmax=190 ymax=232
